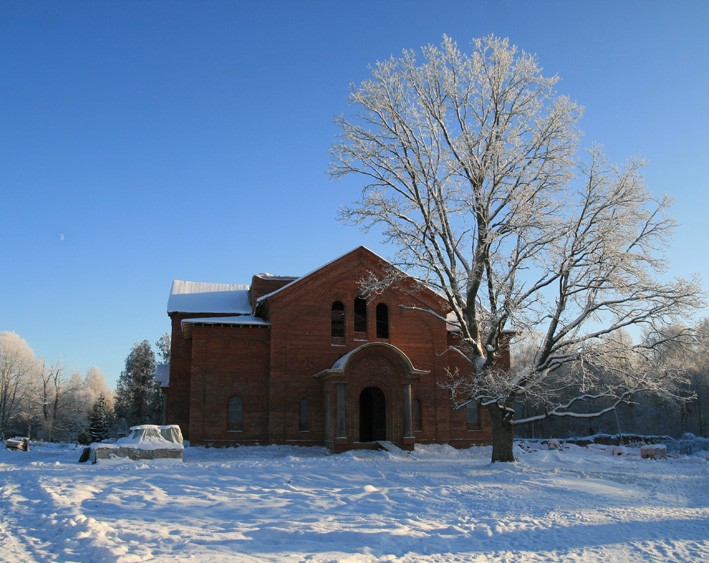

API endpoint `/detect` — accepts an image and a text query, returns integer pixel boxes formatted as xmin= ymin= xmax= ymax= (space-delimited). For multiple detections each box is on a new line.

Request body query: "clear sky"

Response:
xmin=1 ymin=1 xmax=707 ymax=389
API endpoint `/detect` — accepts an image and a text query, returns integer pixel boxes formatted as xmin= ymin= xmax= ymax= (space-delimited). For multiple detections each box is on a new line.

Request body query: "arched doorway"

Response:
xmin=359 ymin=386 xmax=386 ymax=442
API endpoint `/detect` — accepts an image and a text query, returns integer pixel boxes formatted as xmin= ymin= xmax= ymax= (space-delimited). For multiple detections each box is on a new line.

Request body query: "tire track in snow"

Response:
xmin=0 ymin=464 xmax=128 ymax=562
xmin=0 ymin=481 xmax=38 ymax=562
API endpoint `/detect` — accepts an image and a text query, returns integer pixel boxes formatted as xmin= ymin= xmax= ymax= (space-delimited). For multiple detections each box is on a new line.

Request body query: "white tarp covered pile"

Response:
xmin=81 ymin=424 xmax=184 ymax=463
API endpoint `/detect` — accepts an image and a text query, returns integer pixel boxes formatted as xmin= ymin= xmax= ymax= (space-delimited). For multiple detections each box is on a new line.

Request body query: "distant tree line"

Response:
xmin=0 ymin=331 xmax=170 ymax=443
xmin=513 ymin=319 xmax=709 ymax=439
xmin=0 ymin=331 xmax=115 ymax=442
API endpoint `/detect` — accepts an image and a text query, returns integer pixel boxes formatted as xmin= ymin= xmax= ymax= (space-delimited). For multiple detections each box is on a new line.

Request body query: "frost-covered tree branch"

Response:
xmin=330 ymin=35 xmax=706 ymax=461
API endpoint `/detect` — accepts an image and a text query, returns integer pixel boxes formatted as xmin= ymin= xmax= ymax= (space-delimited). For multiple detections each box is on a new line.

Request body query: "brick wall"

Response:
xmin=167 ymin=247 xmax=509 ymax=450
xmin=188 ymin=324 xmax=270 ymax=445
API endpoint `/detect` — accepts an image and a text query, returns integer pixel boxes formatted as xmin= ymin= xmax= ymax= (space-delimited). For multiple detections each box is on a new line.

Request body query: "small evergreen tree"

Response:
xmin=88 ymin=393 xmax=112 ymax=442
xmin=114 ymin=340 xmax=160 ymax=428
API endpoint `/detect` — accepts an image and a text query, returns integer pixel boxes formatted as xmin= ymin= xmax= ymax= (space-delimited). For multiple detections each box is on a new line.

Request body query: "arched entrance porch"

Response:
xmin=315 ymin=342 xmax=428 ymax=452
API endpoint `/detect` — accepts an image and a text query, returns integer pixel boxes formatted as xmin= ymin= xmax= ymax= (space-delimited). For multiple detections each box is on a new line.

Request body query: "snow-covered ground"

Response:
xmin=1 ymin=441 xmax=707 ymax=562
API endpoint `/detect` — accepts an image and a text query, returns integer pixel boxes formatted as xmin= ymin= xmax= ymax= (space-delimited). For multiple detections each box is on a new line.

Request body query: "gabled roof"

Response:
xmin=167 ymin=247 xmax=450 ymax=317
xmin=167 ymin=280 xmax=251 ymax=314
xmin=255 ymin=246 xmax=377 ymax=303
xmin=257 ymin=247 xmax=364 ymax=299
xmin=256 ymin=246 xmax=449 ymax=311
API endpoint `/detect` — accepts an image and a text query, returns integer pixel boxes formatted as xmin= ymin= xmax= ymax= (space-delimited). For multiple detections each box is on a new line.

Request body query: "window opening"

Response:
xmin=376 ymin=303 xmax=389 ymax=338
xmin=354 ymin=297 xmax=367 ymax=333
xmin=299 ymin=398 xmax=309 ymax=432
xmin=466 ymin=401 xmax=480 ymax=430
xmin=331 ymin=301 xmax=345 ymax=338
xmin=227 ymin=396 xmax=243 ymax=431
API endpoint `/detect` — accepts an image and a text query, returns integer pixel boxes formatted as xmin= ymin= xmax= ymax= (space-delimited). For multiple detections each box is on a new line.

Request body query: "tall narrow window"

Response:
xmin=331 ymin=301 xmax=345 ymax=338
xmin=376 ymin=303 xmax=389 ymax=338
xmin=227 ymin=396 xmax=243 ymax=431
xmin=413 ymin=398 xmax=422 ymax=432
xmin=299 ymin=398 xmax=309 ymax=432
xmin=466 ymin=401 xmax=480 ymax=430
xmin=354 ymin=297 xmax=367 ymax=333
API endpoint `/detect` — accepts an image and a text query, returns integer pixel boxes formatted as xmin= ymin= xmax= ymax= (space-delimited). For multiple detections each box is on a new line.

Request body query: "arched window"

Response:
xmin=299 ymin=398 xmax=309 ymax=432
xmin=227 ymin=396 xmax=243 ymax=431
xmin=413 ymin=398 xmax=422 ymax=432
xmin=354 ymin=297 xmax=367 ymax=333
xmin=466 ymin=401 xmax=480 ymax=430
xmin=331 ymin=301 xmax=345 ymax=338
xmin=376 ymin=303 xmax=389 ymax=338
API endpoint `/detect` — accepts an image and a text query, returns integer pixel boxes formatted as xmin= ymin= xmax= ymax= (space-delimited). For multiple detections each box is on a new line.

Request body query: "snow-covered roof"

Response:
xmin=332 ymin=350 xmax=354 ymax=370
xmin=168 ymin=280 xmax=251 ymax=314
xmin=168 ymin=247 xmax=454 ymax=317
xmin=446 ymin=313 xmax=517 ymax=334
xmin=181 ymin=315 xmax=271 ymax=327
xmin=254 ymin=273 xmax=298 ymax=282
xmin=324 ymin=342 xmax=428 ymax=376
xmin=446 ymin=311 xmax=460 ymax=333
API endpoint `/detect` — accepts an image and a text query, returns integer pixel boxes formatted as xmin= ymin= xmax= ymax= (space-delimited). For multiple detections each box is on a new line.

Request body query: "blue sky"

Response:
xmin=1 ymin=1 xmax=707 ymax=388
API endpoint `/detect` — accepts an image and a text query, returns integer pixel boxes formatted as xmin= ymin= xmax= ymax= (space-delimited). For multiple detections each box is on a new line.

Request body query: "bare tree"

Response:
xmin=0 ymin=331 xmax=40 ymax=438
xmin=36 ymin=362 xmax=86 ymax=442
xmin=155 ymin=332 xmax=171 ymax=364
xmin=330 ymin=35 xmax=705 ymax=461
xmin=38 ymin=361 xmax=63 ymax=441
xmin=85 ymin=366 xmax=114 ymax=411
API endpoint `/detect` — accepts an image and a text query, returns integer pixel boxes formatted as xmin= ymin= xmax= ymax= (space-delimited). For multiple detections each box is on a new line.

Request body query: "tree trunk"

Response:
xmin=489 ymin=405 xmax=516 ymax=462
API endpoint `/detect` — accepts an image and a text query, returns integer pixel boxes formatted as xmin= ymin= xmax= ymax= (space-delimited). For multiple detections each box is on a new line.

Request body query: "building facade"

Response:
xmin=165 ymin=247 xmax=509 ymax=452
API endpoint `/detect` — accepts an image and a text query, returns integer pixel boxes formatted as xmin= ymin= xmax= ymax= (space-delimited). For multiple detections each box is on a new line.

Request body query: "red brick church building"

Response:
xmin=164 ymin=247 xmax=506 ymax=452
